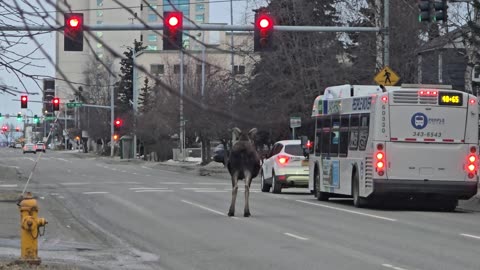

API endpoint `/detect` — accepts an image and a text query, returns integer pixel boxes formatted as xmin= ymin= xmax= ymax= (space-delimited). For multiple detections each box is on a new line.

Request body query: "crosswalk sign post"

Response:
xmin=374 ymin=66 xmax=400 ymax=86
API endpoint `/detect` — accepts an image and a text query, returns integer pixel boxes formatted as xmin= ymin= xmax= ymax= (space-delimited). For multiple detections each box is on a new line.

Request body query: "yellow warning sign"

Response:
xmin=374 ymin=66 xmax=400 ymax=86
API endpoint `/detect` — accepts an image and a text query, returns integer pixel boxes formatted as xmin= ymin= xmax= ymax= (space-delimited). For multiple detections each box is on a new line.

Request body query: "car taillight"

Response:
xmin=375 ymin=144 xmax=386 ymax=176
xmin=277 ymin=155 xmax=289 ymax=165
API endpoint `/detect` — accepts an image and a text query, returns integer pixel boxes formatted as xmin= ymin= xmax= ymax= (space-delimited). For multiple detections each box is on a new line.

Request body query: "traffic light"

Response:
xmin=113 ymin=134 xmax=119 ymax=141
xmin=53 ymin=97 xmax=60 ymax=111
xmin=433 ymin=0 xmax=448 ymax=22
xmin=0 ymin=113 xmax=2 ymax=120
xmin=64 ymin=13 xmax=84 ymax=51
xmin=114 ymin=118 xmax=123 ymax=132
xmin=163 ymin=12 xmax=183 ymax=50
xmin=254 ymin=11 xmax=274 ymax=52
xmin=418 ymin=0 xmax=431 ymax=22
xmin=33 ymin=115 xmax=39 ymax=124
xmin=21 ymin=95 xmax=28 ymax=108
xmin=17 ymin=113 xmax=22 ymax=122
xmin=1 ymin=126 xmax=7 ymax=132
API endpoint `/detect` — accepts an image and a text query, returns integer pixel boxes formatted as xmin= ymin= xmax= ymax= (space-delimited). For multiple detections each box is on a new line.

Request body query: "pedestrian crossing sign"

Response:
xmin=374 ymin=66 xmax=400 ymax=86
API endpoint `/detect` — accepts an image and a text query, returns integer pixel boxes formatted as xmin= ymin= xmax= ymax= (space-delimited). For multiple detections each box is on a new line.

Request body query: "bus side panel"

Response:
xmin=465 ymin=95 xmax=478 ymax=143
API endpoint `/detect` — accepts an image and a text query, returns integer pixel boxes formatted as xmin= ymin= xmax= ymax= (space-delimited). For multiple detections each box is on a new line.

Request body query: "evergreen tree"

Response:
xmin=138 ymin=77 xmax=152 ymax=114
xmin=114 ymin=40 xmax=146 ymax=115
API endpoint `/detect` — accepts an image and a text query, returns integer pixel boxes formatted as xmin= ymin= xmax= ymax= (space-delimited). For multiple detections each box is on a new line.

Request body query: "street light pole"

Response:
xmin=180 ymin=49 xmax=185 ymax=161
xmin=132 ymin=47 xmax=138 ymax=159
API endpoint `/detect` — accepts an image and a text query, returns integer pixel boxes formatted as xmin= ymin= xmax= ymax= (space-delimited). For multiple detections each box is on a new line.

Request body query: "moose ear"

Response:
xmin=232 ymin=127 xmax=241 ymax=137
xmin=248 ymin=128 xmax=258 ymax=138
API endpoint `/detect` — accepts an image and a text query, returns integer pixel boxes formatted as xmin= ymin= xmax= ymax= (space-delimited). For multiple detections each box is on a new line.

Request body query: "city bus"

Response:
xmin=306 ymin=84 xmax=479 ymax=210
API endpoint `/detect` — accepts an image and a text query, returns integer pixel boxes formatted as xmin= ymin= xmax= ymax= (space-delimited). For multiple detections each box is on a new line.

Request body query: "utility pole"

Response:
xmin=180 ymin=49 xmax=185 ymax=161
xmin=64 ymin=110 xmax=67 ymax=150
xmin=132 ymin=47 xmax=138 ymax=158
xmin=110 ymin=74 xmax=114 ymax=157
xmin=384 ymin=0 xmax=390 ymax=67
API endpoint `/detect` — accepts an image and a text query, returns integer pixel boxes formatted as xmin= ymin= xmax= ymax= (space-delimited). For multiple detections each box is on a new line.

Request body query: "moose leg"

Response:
xmin=244 ymin=171 xmax=252 ymax=217
xmin=228 ymin=173 xmax=239 ymax=216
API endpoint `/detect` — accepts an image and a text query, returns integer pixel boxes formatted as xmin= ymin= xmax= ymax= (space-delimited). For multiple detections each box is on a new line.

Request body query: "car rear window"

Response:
xmin=284 ymin=144 xmax=303 ymax=156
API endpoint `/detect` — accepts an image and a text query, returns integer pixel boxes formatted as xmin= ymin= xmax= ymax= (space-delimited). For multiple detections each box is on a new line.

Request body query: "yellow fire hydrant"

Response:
xmin=18 ymin=192 xmax=47 ymax=264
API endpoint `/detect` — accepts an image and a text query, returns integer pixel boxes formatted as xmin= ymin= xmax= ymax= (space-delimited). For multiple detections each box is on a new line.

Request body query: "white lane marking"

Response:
xmin=57 ymin=158 xmax=70 ymax=162
xmin=82 ymin=191 xmax=109 ymax=195
xmin=382 ymin=264 xmax=408 ymax=270
xmin=135 ymin=190 xmax=174 ymax=193
xmin=145 ymin=174 xmax=151 ymax=177
xmin=129 ymin=187 xmax=168 ymax=190
xmin=162 ymin=182 xmax=186 ymax=185
xmin=460 ymin=233 xmax=480 ymax=240
xmin=132 ymin=172 xmax=138 ymax=175
xmin=182 ymin=187 xmax=216 ymax=190
xmin=181 ymin=199 xmax=239 ymax=219
xmin=61 ymin=182 xmax=89 ymax=186
xmin=197 ymin=183 xmax=231 ymax=185
xmin=296 ymin=200 xmax=397 ymax=222
xmin=111 ymin=168 xmax=117 ymax=171
xmin=25 ymin=157 xmax=35 ymax=162
xmin=194 ymin=190 xmax=228 ymax=193
xmin=121 ymin=170 xmax=127 ymax=173
xmin=0 ymin=184 xmax=18 ymax=188
xmin=99 ymin=181 xmax=142 ymax=185
xmin=141 ymin=166 xmax=153 ymax=170
xmin=284 ymin=233 xmax=309 ymax=241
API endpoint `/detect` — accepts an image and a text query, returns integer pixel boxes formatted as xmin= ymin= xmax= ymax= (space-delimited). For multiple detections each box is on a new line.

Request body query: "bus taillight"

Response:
xmin=375 ymin=144 xmax=386 ymax=176
xmin=466 ymin=153 xmax=478 ymax=178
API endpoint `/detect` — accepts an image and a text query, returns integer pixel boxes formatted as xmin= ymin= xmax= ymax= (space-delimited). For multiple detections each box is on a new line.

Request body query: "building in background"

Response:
xmin=55 ymin=0 xmax=210 ymax=101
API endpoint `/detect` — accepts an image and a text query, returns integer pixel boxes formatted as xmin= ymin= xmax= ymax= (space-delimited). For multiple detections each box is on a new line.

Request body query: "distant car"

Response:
xmin=36 ymin=143 xmax=46 ymax=153
xmin=212 ymin=144 xmax=225 ymax=164
xmin=15 ymin=143 xmax=22 ymax=149
xmin=23 ymin=143 xmax=36 ymax=154
xmin=260 ymin=140 xmax=309 ymax=193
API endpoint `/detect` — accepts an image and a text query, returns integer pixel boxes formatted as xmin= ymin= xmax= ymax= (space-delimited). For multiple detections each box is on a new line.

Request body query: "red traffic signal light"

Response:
xmin=163 ymin=12 xmax=183 ymax=50
xmin=64 ymin=13 xmax=84 ymax=51
xmin=254 ymin=12 xmax=274 ymax=52
xmin=21 ymin=95 xmax=28 ymax=108
xmin=1 ymin=126 xmax=7 ymax=132
xmin=114 ymin=118 xmax=123 ymax=132
xmin=53 ymin=97 xmax=60 ymax=111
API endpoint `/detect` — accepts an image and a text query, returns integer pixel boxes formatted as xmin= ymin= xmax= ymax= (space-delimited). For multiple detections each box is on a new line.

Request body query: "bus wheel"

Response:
xmin=315 ymin=169 xmax=329 ymax=201
xmin=352 ymin=171 xmax=368 ymax=208
xmin=440 ymin=199 xmax=458 ymax=212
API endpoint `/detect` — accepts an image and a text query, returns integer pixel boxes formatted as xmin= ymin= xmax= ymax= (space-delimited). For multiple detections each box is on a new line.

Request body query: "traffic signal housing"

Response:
xmin=33 ymin=115 xmax=39 ymax=124
xmin=418 ymin=0 xmax=431 ymax=22
xmin=21 ymin=95 xmax=28 ymax=108
xmin=114 ymin=118 xmax=123 ymax=132
xmin=434 ymin=0 xmax=448 ymax=22
xmin=64 ymin=13 xmax=84 ymax=51
xmin=163 ymin=12 xmax=183 ymax=50
xmin=53 ymin=97 xmax=60 ymax=111
xmin=254 ymin=12 xmax=274 ymax=52
xmin=17 ymin=113 xmax=22 ymax=122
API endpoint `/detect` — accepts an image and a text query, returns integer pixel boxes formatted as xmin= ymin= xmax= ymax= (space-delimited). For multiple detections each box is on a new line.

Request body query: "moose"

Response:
xmin=227 ymin=127 xmax=261 ymax=217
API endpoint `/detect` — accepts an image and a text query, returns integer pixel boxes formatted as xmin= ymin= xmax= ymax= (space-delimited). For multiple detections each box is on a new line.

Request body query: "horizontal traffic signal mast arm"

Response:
xmin=0 ymin=24 xmax=381 ymax=32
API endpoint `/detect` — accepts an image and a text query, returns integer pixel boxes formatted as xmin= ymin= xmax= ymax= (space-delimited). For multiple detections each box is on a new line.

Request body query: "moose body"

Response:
xmin=227 ymin=128 xmax=261 ymax=217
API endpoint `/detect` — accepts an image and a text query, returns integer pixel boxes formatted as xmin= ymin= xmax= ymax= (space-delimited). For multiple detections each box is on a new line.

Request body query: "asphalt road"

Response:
xmin=1 ymin=147 xmax=480 ymax=270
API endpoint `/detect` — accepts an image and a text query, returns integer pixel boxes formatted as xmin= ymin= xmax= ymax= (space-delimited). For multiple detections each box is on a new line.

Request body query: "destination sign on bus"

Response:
xmin=439 ymin=92 xmax=463 ymax=106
